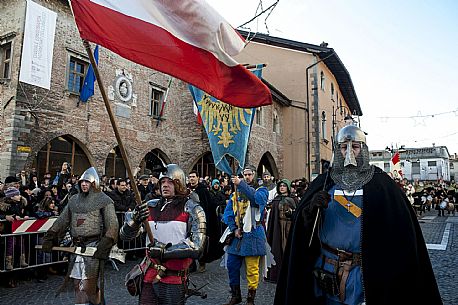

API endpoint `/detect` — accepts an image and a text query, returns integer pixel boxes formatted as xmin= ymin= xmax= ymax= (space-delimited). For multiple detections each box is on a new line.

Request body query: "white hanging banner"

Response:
xmin=19 ymin=0 xmax=57 ymax=90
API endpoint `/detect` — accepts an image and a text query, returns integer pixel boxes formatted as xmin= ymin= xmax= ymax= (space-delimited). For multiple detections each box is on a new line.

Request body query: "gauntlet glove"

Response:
xmin=132 ymin=202 xmax=149 ymax=224
xmin=147 ymin=241 xmax=172 ymax=260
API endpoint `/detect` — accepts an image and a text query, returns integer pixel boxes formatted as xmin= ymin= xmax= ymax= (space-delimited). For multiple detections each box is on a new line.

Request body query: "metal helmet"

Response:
xmin=78 ymin=167 xmax=100 ymax=190
xmin=337 ymin=125 xmax=366 ymax=144
xmin=331 ymin=125 xmax=374 ymax=191
xmin=159 ymin=164 xmax=186 ymax=186
xmin=336 ymin=125 xmax=366 ymax=167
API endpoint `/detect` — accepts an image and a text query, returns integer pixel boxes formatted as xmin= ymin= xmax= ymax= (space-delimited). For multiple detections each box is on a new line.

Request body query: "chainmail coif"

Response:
xmin=330 ymin=142 xmax=375 ymax=191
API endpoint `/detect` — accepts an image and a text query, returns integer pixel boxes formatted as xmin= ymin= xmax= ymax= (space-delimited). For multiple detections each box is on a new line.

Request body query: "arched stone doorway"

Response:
xmin=191 ymin=152 xmax=219 ymax=178
xmin=257 ymin=152 xmax=279 ymax=179
xmin=105 ymin=146 xmax=127 ymax=178
xmin=139 ymin=149 xmax=171 ymax=175
xmin=33 ymin=135 xmax=92 ymax=179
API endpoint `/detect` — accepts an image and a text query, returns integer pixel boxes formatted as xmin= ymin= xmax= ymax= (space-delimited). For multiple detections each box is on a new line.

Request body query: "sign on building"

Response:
xmin=19 ymin=0 xmax=57 ymax=90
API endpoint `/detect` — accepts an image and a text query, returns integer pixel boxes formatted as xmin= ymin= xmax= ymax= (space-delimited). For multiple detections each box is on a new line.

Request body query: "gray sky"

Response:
xmin=208 ymin=0 xmax=458 ymax=154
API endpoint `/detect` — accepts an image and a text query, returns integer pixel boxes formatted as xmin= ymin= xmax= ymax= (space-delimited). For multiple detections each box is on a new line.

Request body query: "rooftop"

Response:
xmin=238 ymin=30 xmax=362 ymax=115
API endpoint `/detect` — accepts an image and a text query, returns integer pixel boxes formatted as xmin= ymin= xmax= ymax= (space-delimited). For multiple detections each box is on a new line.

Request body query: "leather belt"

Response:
xmin=164 ymin=269 xmax=187 ymax=277
xmin=72 ymin=235 xmax=99 ymax=246
xmin=321 ymin=243 xmax=361 ymax=302
xmin=152 ymin=263 xmax=187 ymax=278
xmin=322 ymin=243 xmax=361 ymax=264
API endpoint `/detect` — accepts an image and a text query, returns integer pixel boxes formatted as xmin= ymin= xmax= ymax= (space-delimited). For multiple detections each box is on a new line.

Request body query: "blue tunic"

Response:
xmin=314 ymin=185 xmax=364 ymax=305
xmin=223 ymin=181 xmax=268 ymax=256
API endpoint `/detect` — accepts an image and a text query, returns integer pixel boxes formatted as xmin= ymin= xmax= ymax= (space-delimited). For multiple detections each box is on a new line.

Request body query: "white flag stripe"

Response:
xmin=91 ymin=0 xmax=243 ymax=66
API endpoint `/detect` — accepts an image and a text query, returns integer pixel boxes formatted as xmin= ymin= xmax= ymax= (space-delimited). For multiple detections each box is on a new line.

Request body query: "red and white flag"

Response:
xmin=70 ymin=0 xmax=272 ymax=108
xmin=390 ymin=152 xmax=403 ymax=179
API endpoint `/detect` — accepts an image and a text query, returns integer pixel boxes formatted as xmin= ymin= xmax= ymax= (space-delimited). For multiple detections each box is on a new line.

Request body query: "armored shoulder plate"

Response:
xmin=189 ymin=191 xmax=200 ymax=203
xmin=184 ymin=197 xmax=200 ymax=213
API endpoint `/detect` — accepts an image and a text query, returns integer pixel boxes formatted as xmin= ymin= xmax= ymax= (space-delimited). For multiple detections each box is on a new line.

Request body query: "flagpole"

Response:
xmin=230 ymin=157 xmax=241 ymax=230
xmin=83 ymin=40 xmax=154 ymax=244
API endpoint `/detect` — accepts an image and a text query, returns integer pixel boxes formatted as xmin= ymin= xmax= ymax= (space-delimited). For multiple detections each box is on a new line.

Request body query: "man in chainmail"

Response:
xmin=120 ymin=164 xmax=206 ymax=305
xmin=274 ymin=125 xmax=442 ymax=305
xmin=42 ymin=167 xmax=118 ymax=305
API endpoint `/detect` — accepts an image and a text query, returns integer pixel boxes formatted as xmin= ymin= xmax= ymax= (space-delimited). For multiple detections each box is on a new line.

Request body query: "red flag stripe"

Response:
xmin=70 ymin=0 xmax=272 ymax=108
xmin=391 ymin=152 xmax=400 ymax=165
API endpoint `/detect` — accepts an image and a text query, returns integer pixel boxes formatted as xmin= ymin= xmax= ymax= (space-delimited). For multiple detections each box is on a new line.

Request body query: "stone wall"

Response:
xmin=0 ymin=0 xmax=284 ymax=179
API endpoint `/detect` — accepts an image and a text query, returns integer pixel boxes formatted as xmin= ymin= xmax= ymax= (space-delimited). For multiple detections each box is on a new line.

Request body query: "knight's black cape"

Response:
xmin=274 ymin=167 xmax=442 ymax=305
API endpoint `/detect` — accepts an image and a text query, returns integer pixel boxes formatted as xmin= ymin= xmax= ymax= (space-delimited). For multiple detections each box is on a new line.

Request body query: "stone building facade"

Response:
xmin=0 ymin=0 xmax=362 ymax=182
xmin=0 ymin=0 xmax=285 ymax=180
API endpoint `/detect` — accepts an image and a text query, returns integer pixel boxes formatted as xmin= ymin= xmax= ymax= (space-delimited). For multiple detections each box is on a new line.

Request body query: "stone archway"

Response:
xmin=190 ymin=151 xmax=219 ymax=178
xmin=104 ymin=146 xmax=127 ymax=178
xmin=138 ymin=148 xmax=171 ymax=176
xmin=256 ymin=151 xmax=279 ymax=179
xmin=33 ymin=134 xmax=93 ymax=178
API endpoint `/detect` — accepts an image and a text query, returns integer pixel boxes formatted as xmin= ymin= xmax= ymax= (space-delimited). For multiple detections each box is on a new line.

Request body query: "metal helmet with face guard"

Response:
xmin=337 ymin=125 xmax=367 ymax=167
xmin=331 ymin=125 xmax=374 ymax=191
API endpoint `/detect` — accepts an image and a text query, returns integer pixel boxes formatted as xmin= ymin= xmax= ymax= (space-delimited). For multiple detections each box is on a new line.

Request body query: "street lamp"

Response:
xmin=385 ymin=144 xmax=406 ymax=154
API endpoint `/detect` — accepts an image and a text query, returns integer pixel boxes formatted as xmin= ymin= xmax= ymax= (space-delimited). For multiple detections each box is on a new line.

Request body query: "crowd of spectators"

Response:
xmin=395 ymin=177 xmax=458 ymax=217
xmin=0 ymin=162 xmax=311 ymax=289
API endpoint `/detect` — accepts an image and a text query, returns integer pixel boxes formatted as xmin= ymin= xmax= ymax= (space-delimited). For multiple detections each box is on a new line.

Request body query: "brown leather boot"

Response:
xmin=223 ymin=285 xmax=242 ymax=305
xmin=246 ymin=289 xmax=257 ymax=305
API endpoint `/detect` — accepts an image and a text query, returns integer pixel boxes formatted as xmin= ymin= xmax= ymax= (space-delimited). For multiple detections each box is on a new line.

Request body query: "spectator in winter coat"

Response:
xmin=107 ymin=179 xmax=136 ymax=212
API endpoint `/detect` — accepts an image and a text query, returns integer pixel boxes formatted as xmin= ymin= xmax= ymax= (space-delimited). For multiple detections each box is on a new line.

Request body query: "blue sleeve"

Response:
xmin=223 ymin=195 xmax=237 ymax=232
xmin=254 ymin=187 xmax=269 ymax=210
xmin=237 ymin=180 xmax=256 ymax=203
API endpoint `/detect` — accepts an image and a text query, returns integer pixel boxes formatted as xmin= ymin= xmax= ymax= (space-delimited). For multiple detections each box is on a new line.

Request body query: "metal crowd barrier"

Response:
xmin=0 ymin=217 xmax=67 ymax=273
xmin=116 ymin=211 xmax=147 ymax=252
xmin=0 ymin=212 xmax=147 ymax=273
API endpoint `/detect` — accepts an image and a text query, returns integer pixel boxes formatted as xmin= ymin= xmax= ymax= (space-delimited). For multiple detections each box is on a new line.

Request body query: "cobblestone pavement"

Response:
xmin=1 ymin=209 xmax=456 ymax=305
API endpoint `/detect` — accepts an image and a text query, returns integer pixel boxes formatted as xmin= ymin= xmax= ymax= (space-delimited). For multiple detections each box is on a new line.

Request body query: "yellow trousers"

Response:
xmin=245 ymin=256 xmax=260 ymax=290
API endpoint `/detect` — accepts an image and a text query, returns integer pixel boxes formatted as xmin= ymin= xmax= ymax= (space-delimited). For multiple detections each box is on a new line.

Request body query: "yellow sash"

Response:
xmin=333 ymin=195 xmax=362 ymax=218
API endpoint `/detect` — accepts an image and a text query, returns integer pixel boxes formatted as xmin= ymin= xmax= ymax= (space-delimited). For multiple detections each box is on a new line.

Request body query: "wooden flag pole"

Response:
xmin=83 ymin=40 xmax=154 ymax=243
xmin=230 ymin=158 xmax=241 ymax=229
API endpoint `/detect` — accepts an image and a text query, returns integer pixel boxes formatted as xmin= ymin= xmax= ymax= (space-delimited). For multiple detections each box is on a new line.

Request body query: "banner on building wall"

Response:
xmin=19 ymin=0 xmax=57 ymax=90
xmin=188 ymin=65 xmax=263 ymax=175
